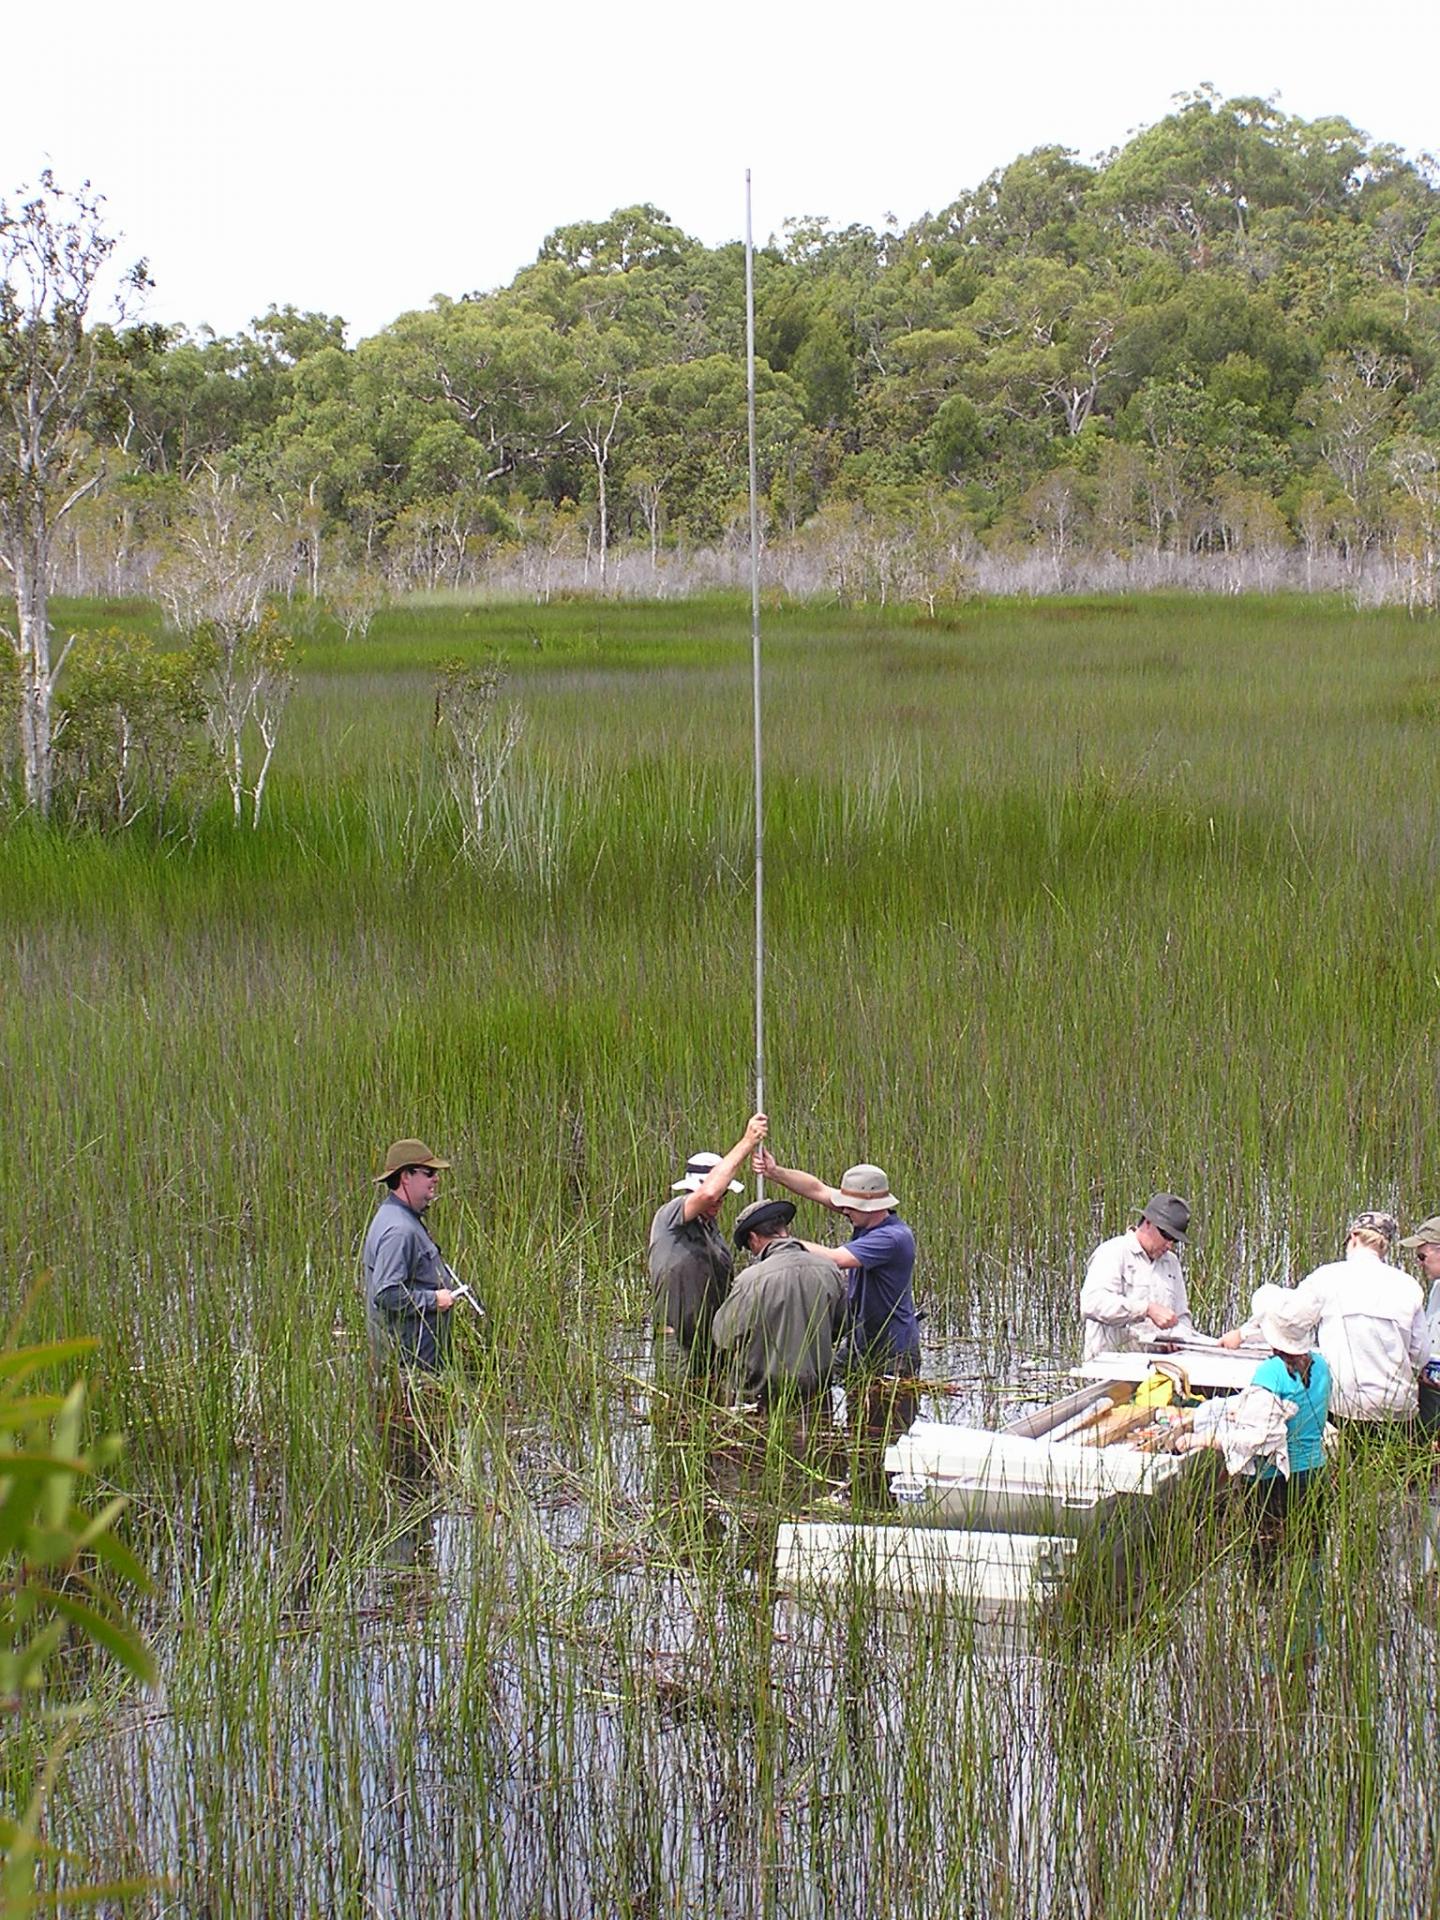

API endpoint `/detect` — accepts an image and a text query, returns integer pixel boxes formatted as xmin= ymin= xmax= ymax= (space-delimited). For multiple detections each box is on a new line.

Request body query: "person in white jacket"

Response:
xmin=1080 ymin=1192 xmax=1197 ymax=1362
xmin=1223 ymin=1211 xmax=1426 ymax=1427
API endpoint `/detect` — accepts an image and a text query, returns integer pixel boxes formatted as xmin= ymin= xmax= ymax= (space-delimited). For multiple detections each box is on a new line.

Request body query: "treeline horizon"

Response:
xmin=43 ymin=86 xmax=1440 ymax=607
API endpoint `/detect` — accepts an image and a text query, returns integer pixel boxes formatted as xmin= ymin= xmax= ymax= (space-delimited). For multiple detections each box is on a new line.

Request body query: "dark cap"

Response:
xmin=733 ymin=1198 xmax=797 ymax=1248
xmin=1348 ymin=1209 xmax=1399 ymax=1245
xmin=1401 ymin=1215 xmax=1440 ymax=1250
xmin=1140 ymin=1192 xmax=1190 ymax=1245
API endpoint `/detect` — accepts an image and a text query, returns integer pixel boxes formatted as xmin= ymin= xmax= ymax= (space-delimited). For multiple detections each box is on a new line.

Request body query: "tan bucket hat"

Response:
xmin=1401 ymin=1215 xmax=1440 ymax=1249
xmin=834 ymin=1164 xmax=899 ymax=1212
xmin=374 ymin=1138 xmax=451 ymax=1182
xmin=733 ymin=1198 xmax=798 ymax=1247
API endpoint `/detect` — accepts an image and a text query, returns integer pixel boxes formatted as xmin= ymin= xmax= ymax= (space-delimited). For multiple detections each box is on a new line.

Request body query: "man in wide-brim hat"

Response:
xmin=748 ymin=1146 xmax=921 ymax=1376
xmin=363 ymin=1139 xmax=457 ymax=1372
xmin=1080 ymin=1192 xmax=1199 ymax=1362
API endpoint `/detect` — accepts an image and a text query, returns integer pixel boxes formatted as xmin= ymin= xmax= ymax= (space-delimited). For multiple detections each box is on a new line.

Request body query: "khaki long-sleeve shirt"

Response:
xmin=1080 ymin=1229 xmax=1194 ymax=1361
xmin=712 ymin=1238 xmax=847 ymax=1402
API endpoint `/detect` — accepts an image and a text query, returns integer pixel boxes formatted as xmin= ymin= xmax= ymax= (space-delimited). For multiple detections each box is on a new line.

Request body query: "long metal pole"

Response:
xmin=744 ymin=171 xmax=765 ymax=1197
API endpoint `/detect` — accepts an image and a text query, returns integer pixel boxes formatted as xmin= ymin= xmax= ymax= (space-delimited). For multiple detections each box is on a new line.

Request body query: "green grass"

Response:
xmin=8 ymin=591 xmax=1440 ymax=1914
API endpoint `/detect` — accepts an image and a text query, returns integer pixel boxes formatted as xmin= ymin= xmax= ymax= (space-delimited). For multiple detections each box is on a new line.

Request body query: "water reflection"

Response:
xmin=368 ymin=1373 xmax=446 ymax=1597
xmin=1249 ymin=1486 xmax=1329 ymax=1688
xmin=53 ymin=1329 xmax=1440 ymax=1916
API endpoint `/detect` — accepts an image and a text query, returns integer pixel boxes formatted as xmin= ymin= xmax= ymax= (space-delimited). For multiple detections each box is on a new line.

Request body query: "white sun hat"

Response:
xmin=1249 ymin=1284 xmax=1320 ymax=1354
xmin=671 ymin=1152 xmax=744 ymax=1195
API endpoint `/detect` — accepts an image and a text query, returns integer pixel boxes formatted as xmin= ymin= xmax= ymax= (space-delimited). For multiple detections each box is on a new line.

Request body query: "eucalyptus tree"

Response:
xmin=1298 ymin=351 xmax=1405 ymax=522
xmin=857 ymin=326 xmax=980 ymax=459
xmin=958 ymin=260 xmax=1126 ymax=437
xmin=1388 ymin=437 xmax=1440 ymax=607
xmin=630 ymin=353 xmax=805 ymax=540
xmin=919 ymin=146 xmax=1098 ymax=271
xmin=382 ymin=296 xmax=570 ymax=494
xmin=1095 ymin=90 xmax=1307 ymax=261
xmin=0 ymin=172 xmax=148 ymax=814
xmin=251 ymin=340 xmax=375 ymax=585
xmin=552 ymin=319 xmax=643 ymax=589
xmin=1359 ymin=159 xmax=1440 ymax=322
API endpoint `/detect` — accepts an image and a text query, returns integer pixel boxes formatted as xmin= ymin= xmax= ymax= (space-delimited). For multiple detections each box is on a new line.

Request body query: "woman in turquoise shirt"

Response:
xmin=1175 ymin=1284 xmax=1331 ymax=1518
xmin=1245 ymin=1284 xmax=1331 ymax=1520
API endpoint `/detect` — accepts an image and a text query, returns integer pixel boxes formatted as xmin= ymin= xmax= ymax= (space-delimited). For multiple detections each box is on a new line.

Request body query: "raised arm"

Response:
xmin=680 ymin=1113 xmax=768 ymax=1222
xmin=751 ymin=1145 xmax=839 ymax=1211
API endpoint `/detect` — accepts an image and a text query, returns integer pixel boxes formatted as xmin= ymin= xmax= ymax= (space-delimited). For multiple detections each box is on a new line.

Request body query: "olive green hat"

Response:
xmin=374 ymin=1138 xmax=451 ymax=1182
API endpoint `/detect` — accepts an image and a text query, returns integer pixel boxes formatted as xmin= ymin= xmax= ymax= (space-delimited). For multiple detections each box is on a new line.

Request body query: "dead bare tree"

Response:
xmin=152 ymin=474 xmax=296 ymax=826
xmin=1389 ymin=439 xmax=1440 ymax=612
xmin=0 ymin=171 xmax=149 ymax=814
xmin=433 ymin=661 xmax=524 ymax=860
xmin=323 ymin=564 xmax=387 ymax=643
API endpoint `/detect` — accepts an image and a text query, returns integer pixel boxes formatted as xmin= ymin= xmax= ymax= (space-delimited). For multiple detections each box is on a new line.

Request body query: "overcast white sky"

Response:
xmin=5 ymin=0 xmax=1436 ymax=343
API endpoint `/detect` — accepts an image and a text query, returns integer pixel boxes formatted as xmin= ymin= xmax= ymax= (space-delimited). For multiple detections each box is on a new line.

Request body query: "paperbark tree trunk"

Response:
xmin=1 ymin=171 xmax=148 ymax=815
xmin=15 ymin=542 xmax=53 ymax=817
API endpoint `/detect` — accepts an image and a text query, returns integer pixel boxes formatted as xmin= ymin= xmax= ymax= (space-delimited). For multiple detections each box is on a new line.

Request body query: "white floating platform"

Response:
xmin=1074 ymin=1345 xmax=1269 ymax=1395
xmin=776 ymin=1521 xmax=1076 ymax=1609
xmin=883 ymin=1418 xmax=1196 ymax=1533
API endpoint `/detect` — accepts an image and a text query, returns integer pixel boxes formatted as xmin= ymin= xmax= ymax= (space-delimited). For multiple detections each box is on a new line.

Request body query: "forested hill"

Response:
xmin=77 ymin=91 xmax=1440 ymax=603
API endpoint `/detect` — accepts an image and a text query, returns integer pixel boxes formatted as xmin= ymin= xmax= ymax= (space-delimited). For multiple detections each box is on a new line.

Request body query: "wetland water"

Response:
xmin=10 ymin=594 xmax=1440 ymax=1913
xmin=51 ymin=1331 xmax=1440 ymax=1917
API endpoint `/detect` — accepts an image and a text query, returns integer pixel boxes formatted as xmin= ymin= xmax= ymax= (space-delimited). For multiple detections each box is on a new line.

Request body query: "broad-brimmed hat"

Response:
xmin=1400 ymin=1215 xmax=1440 ymax=1250
xmin=1347 ymin=1209 xmax=1399 ymax=1245
xmin=733 ymin=1198 xmax=797 ymax=1247
xmin=834 ymin=1164 xmax=899 ymax=1212
xmin=1139 ymin=1192 xmax=1190 ymax=1245
xmin=671 ymin=1152 xmax=744 ymax=1195
xmin=1250 ymin=1283 xmax=1320 ymax=1354
xmin=374 ymin=1139 xmax=451 ymax=1183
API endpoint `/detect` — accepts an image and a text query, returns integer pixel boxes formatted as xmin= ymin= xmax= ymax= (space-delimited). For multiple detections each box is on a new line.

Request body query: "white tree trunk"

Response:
xmin=12 ymin=533 xmax=55 ymax=816
xmin=595 ymin=449 xmax=609 ymax=594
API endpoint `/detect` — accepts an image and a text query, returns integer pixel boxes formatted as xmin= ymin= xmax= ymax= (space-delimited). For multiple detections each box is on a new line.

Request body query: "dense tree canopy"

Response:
xmin=17 ymin=93 xmax=1440 ymax=601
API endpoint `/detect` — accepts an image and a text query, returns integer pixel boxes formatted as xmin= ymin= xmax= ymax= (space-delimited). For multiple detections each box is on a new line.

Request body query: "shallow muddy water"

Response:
xmin=46 ymin=1331 xmax=1440 ymax=1918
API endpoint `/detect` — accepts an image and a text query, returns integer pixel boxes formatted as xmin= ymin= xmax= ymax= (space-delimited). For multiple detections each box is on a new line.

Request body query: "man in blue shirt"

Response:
xmin=750 ymin=1148 xmax=921 ymax=1375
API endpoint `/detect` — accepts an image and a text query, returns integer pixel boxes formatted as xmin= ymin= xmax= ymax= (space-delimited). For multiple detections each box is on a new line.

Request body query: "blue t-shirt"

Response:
xmin=845 ymin=1213 xmax=921 ymax=1368
xmin=1252 ymin=1351 xmax=1331 ymax=1479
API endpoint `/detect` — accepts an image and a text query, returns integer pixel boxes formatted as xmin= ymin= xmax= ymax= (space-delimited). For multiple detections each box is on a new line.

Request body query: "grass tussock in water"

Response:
xmin=7 ymin=592 xmax=1440 ymax=1914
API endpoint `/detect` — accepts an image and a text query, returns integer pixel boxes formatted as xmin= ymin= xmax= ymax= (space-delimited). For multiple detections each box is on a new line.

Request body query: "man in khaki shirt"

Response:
xmin=1080 ymin=1192 xmax=1196 ymax=1361
xmin=713 ymin=1199 xmax=847 ymax=1407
